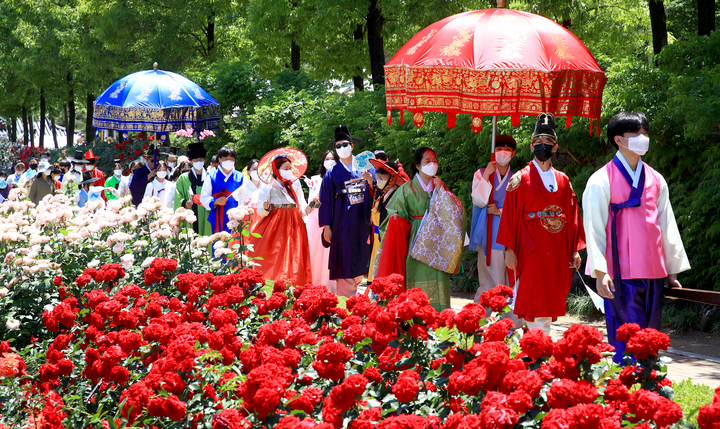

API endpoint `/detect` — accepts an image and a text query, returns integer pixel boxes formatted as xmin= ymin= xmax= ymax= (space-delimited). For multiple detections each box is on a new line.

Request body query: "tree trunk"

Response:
xmin=353 ymin=25 xmax=365 ymax=92
xmin=29 ymin=115 xmax=35 ymax=147
xmin=21 ymin=106 xmax=29 ymax=145
xmin=366 ymin=0 xmax=386 ymax=89
xmin=63 ymin=103 xmax=68 ymax=129
xmin=207 ymin=11 xmax=216 ymax=55
xmin=648 ymin=0 xmax=668 ymax=55
xmin=67 ymin=74 xmax=75 ymax=148
xmin=39 ymin=88 xmax=46 ymax=149
xmin=291 ymin=39 xmax=301 ymax=71
xmin=86 ymin=93 xmax=94 ymax=144
xmin=51 ymin=116 xmax=58 ymax=149
xmin=698 ymin=0 xmax=715 ymax=36
xmin=10 ymin=117 xmax=17 ymax=143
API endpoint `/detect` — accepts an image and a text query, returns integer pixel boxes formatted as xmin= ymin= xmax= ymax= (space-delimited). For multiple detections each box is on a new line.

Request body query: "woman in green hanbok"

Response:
xmin=381 ymin=147 xmax=465 ymax=311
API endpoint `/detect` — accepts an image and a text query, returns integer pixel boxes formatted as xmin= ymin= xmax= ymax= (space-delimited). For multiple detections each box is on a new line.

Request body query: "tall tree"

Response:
xmin=366 ymin=0 xmax=385 ymax=89
xmin=697 ymin=0 xmax=715 ymax=35
xmin=648 ymin=0 xmax=668 ymax=54
xmin=39 ymin=88 xmax=46 ymax=149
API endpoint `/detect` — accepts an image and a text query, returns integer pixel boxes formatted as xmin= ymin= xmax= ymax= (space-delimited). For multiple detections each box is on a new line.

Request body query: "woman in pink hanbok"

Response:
xmin=305 ymin=151 xmax=338 ymax=293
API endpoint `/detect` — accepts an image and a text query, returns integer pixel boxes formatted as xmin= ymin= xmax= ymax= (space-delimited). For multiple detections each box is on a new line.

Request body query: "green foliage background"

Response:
xmin=2 ymin=0 xmax=720 ymax=291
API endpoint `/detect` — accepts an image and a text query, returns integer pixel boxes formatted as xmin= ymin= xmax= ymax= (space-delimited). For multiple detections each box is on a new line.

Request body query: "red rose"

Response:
xmin=392 ymin=370 xmax=420 ymax=403
xmin=455 ymin=303 xmax=486 ymax=334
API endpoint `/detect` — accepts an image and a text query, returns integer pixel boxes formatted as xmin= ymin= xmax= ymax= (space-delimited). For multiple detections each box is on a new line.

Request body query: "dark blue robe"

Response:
xmin=129 ymin=165 xmax=151 ymax=206
xmin=318 ymin=163 xmax=373 ymax=280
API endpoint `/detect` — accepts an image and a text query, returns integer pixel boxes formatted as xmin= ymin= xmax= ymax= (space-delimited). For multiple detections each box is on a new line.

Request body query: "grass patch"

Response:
xmin=673 ymin=378 xmax=715 ymax=427
xmin=566 ymin=289 xmax=602 ymax=318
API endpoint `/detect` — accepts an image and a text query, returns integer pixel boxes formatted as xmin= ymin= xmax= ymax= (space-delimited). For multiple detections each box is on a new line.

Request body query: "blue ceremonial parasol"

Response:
xmin=93 ymin=63 xmax=220 ymax=138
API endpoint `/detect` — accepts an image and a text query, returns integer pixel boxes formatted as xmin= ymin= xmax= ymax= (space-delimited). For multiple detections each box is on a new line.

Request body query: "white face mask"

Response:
xmin=221 ymin=160 xmax=235 ymax=171
xmin=156 ymin=170 xmax=167 ymax=179
xmin=421 ymin=162 xmax=438 ymax=177
xmin=41 ymin=158 xmax=49 ymax=163
xmin=74 ymin=165 xmax=84 ymax=172
xmin=621 ymin=134 xmax=650 ymax=156
xmin=376 ymin=178 xmax=389 ymax=189
xmin=114 ymin=169 xmax=123 ymax=177
xmin=280 ymin=169 xmax=294 ymax=181
xmin=193 ymin=161 xmax=205 ymax=171
xmin=42 ymin=170 xmax=51 ymax=176
xmin=250 ymin=170 xmax=260 ymax=181
xmin=495 ymin=151 xmax=513 ymax=166
xmin=168 ymin=162 xmax=176 ymax=168
xmin=324 ymin=160 xmax=337 ymax=170
xmin=86 ymin=165 xmax=95 ymax=171
xmin=336 ymin=145 xmax=353 ymax=159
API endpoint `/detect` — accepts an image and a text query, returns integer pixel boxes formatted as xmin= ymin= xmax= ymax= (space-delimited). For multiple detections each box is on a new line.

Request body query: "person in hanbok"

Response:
xmin=381 ymin=147 xmax=463 ymax=311
xmin=239 ymin=159 xmax=271 ymax=232
xmin=144 ymin=162 xmax=170 ymax=205
xmin=61 ymin=150 xmax=88 ymax=198
xmin=8 ymin=162 xmax=25 ymax=188
xmin=305 ymin=151 xmax=339 ymax=292
xmin=367 ymin=159 xmax=408 ymax=283
xmin=104 ymin=159 xmax=124 ymax=201
xmin=583 ymin=111 xmax=690 ymax=363
xmin=319 ymin=125 xmax=374 ymax=297
xmin=497 ymin=113 xmax=585 ymax=334
xmin=0 ymin=173 xmax=9 ymax=203
xmin=163 ymin=161 xmax=189 ymax=209
xmin=247 ymin=150 xmax=314 ymax=285
xmin=77 ymin=172 xmax=101 ymax=208
xmin=469 ymin=135 xmax=517 ymax=307
xmin=200 ymin=147 xmax=244 ymax=234
xmin=130 ymin=146 xmax=159 ymax=206
xmin=84 ymin=151 xmax=106 ymax=201
xmin=175 ymin=143 xmax=212 ymax=235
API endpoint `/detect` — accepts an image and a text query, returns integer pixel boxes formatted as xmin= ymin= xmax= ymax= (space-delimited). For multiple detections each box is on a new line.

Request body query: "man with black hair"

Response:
xmin=319 ymin=125 xmax=373 ymax=297
xmin=176 ymin=143 xmax=211 ymax=235
xmin=583 ymin=111 xmax=689 ymax=363
xmin=200 ymin=146 xmax=244 ymax=233
xmin=497 ymin=113 xmax=585 ymax=334
xmin=470 ymin=135 xmax=519 ymax=310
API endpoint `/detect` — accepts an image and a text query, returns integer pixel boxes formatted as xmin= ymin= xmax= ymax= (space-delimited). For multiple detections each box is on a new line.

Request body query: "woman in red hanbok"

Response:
xmin=247 ymin=148 xmax=314 ymax=285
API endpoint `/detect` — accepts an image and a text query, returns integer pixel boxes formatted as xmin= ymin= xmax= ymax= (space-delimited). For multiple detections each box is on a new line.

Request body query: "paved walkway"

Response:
xmin=445 ymin=294 xmax=720 ymax=388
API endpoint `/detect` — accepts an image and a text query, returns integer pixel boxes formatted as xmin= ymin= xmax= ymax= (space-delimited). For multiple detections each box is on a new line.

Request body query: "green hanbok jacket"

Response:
xmin=174 ymin=170 xmax=212 ymax=236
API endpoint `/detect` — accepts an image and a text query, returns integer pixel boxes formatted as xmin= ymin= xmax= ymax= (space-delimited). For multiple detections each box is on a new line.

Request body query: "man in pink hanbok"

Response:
xmin=583 ymin=111 xmax=690 ymax=363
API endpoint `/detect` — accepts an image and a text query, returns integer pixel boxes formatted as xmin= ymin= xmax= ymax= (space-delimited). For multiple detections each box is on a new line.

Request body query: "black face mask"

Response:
xmin=533 ymin=144 xmax=554 ymax=162
xmin=29 ymin=164 xmax=38 ymax=170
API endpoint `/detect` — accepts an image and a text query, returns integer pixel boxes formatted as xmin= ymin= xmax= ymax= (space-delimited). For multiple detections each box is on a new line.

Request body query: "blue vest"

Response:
xmin=469 ymin=170 xmax=510 ymax=254
xmin=207 ymin=169 xmax=244 ymax=233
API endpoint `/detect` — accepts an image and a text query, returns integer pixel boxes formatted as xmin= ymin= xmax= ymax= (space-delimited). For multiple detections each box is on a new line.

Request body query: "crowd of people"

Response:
xmin=1 ymin=111 xmax=690 ymax=362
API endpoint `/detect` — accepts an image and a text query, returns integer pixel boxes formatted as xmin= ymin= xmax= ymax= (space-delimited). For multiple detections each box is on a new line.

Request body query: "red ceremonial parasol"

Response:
xmin=257 ymin=148 xmax=308 ymax=185
xmin=384 ymin=2 xmax=607 ymax=271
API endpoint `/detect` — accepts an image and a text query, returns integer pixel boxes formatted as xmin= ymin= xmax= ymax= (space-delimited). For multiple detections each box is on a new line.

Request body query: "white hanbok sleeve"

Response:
xmin=144 ymin=182 xmax=154 ymax=200
xmin=294 ymin=180 xmax=309 ymax=215
xmin=471 ymin=169 xmax=492 ymax=208
xmin=582 ymin=168 xmax=611 ymax=278
xmin=656 ymin=174 xmax=691 ymax=275
xmin=200 ymin=177 xmax=214 ymax=211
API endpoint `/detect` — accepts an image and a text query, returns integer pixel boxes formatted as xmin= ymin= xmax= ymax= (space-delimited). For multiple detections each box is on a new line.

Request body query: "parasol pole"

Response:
xmin=486 ymin=116 xmax=497 ymax=267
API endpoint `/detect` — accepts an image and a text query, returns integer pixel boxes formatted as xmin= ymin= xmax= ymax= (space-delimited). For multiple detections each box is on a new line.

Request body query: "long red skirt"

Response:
xmin=247 ymin=207 xmax=313 ymax=286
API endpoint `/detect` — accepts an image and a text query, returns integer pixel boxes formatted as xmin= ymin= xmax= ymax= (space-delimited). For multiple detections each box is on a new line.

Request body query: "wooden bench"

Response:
xmin=664 ymin=287 xmax=720 ymax=306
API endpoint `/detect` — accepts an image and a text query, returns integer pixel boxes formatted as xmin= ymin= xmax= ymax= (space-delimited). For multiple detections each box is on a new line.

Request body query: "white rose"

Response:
xmin=5 ymin=319 xmax=20 ymax=330
xmin=88 ymin=260 xmax=100 ymax=268
xmin=141 ymin=257 xmax=155 ymax=268
xmin=112 ymin=242 xmax=125 ymax=254
xmin=0 ymin=288 xmax=8 ymax=298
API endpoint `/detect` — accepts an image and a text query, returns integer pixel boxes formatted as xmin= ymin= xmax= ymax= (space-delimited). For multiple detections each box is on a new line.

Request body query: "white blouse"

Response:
xmin=257 ymin=179 xmax=308 ymax=217
xmin=144 ymin=179 xmax=168 ymax=204
xmin=238 ymin=178 xmax=270 ymax=207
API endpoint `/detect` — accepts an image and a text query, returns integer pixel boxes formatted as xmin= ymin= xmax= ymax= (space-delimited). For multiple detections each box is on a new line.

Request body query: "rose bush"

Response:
xmin=0 ymin=255 xmax=706 ymax=428
xmin=0 ymin=189 xmax=251 ymax=347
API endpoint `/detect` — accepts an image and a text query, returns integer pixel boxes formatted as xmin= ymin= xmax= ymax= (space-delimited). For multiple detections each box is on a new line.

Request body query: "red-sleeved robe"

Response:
xmin=89 ymin=168 xmax=107 ymax=201
xmin=497 ymin=163 xmax=585 ymax=322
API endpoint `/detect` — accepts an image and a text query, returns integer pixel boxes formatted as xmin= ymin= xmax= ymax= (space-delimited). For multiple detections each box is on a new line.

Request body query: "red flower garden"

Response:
xmin=0 ymin=261 xmax=718 ymax=429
